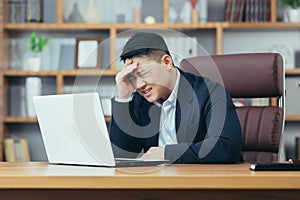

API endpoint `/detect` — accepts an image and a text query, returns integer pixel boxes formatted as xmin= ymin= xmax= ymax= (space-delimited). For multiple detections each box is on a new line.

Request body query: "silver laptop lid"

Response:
xmin=33 ymin=92 xmax=116 ymax=167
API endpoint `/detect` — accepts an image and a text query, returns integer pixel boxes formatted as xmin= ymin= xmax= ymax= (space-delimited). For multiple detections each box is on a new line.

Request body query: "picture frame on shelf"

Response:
xmin=75 ymin=37 xmax=101 ymax=69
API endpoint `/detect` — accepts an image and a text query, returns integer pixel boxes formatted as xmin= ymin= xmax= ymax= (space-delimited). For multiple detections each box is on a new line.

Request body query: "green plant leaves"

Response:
xmin=280 ymin=0 xmax=300 ymax=9
xmin=29 ymin=33 xmax=50 ymax=54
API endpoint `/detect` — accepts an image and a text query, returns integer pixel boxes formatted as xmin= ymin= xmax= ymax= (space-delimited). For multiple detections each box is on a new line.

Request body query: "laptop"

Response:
xmin=33 ymin=92 xmax=169 ymax=167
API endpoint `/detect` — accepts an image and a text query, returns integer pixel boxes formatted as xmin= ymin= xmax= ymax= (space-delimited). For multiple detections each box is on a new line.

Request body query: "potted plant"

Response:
xmin=27 ymin=33 xmax=49 ymax=71
xmin=280 ymin=0 xmax=300 ymax=22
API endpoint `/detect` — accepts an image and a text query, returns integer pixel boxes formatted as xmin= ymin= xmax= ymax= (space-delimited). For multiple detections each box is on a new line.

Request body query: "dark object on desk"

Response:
xmin=250 ymin=163 xmax=300 ymax=171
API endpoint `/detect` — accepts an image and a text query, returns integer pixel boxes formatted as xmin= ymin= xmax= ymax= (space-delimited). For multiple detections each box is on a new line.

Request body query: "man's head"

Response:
xmin=120 ymin=32 xmax=171 ymax=63
xmin=119 ymin=32 xmax=177 ymax=103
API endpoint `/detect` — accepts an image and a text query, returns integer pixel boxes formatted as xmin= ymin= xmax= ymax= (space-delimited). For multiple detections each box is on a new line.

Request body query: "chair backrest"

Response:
xmin=180 ymin=53 xmax=284 ymax=163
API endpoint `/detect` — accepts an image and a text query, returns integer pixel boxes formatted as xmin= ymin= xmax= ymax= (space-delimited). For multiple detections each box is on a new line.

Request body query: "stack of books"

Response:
xmin=9 ymin=0 xmax=26 ymax=23
xmin=225 ymin=0 xmax=271 ymax=22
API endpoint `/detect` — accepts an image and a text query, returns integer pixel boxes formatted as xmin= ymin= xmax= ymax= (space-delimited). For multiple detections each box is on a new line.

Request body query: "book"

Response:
xmin=264 ymin=0 xmax=269 ymax=21
xmin=16 ymin=139 xmax=31 ymax=162
xmin=9 ymin=0 xmax=26 ymax=23
xmin=249 ymin=0 xmax=255 ymax=22
xmin=254 ymin=0 xmax=259 ymax=22
xmin=4 ymin=138 xmax=31 ymax=162
xmin=225 ymin=0 xmax=232 ymax=21
xmin=245 ymin=0 xmax=250 ymax=22
xmin=237 ymin=0 xmax=245 ymax=22
xmin=4 ymin=138 xmax=16 ymax=162
xmin=230 ymin=0 xmax=236 ymax=22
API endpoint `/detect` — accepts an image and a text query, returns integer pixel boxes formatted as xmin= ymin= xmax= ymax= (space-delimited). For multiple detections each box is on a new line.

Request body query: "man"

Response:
xmin=109 ymin=32 xmax=242 ymax=163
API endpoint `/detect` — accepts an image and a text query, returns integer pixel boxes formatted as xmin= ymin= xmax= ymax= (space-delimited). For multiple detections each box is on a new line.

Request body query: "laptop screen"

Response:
xmin=33 ymin=92 xmax=116 ymax=166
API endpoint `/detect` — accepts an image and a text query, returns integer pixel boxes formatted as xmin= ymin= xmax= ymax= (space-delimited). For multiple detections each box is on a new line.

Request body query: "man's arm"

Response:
xmin=109 ymin=97 xmax=145 ymax=158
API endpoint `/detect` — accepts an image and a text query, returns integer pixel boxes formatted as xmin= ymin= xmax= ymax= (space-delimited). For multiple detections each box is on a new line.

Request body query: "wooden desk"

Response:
xmin=0 ymin=162 xmax=300 ymax=200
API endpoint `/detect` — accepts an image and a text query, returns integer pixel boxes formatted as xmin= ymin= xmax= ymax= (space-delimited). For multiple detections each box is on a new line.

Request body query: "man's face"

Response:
xmin=126 ymin=56 xmax=171 ymax=103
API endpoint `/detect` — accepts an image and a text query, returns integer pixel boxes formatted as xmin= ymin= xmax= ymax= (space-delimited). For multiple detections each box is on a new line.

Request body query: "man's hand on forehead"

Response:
xmin=123 ymin=59 xmax=161 ymax=81
xmin=132 ymin=63 xmax=160 ymax=76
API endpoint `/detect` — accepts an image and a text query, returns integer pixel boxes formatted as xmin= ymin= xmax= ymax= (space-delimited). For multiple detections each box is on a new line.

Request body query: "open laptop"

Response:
xmin=33 ymin=92 xmax=169 ymax=167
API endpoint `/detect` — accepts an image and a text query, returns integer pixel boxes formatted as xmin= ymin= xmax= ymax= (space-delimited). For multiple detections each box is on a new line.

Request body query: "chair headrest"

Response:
xmin=180 ymin=53 xmax=284 ymax=98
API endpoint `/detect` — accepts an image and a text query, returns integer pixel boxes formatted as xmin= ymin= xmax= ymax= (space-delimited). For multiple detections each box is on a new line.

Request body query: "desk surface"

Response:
xmin=0 ymin=162 xmax=300 ymax=190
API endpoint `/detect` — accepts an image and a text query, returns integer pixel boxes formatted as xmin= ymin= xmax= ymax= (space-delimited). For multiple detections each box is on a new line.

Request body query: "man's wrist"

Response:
xmin=115 ymin=95 xmax=133 ymax=103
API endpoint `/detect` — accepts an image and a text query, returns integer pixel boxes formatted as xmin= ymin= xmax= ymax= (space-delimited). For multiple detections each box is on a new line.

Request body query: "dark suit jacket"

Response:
xmin=109 ymin=68 xmax=242 ymax=163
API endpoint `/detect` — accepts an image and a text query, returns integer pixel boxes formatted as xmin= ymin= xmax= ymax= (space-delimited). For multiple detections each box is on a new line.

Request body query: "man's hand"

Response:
xmin=140 ymin=147 xmax=165 ymax=160
xmin=115 ymin=59 xmax=138 ymax=99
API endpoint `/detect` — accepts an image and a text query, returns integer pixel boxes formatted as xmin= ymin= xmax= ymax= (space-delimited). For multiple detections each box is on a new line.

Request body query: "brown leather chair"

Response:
xmin=180 ymin=53 xmax=285 ymax=163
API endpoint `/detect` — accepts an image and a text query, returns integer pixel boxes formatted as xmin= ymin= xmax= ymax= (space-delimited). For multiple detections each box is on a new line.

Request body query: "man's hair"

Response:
xmin=120 ymin=32 xmax=171 ymax=63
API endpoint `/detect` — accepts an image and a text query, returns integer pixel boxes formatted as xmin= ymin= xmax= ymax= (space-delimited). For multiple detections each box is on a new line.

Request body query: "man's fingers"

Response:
xmin=117 ymin=62 xmax=138 ymax=81
xmin=140 ymin=147 xmax=164 ymax=160
xmin=125 ymin=58 xmax=133 ymax=66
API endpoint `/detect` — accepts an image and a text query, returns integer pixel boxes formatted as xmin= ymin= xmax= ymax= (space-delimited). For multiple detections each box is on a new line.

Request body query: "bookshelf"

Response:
xmin=0 ymin=0 xmax=300 ymax=161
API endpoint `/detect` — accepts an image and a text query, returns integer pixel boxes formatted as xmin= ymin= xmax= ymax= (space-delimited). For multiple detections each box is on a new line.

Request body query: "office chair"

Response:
xmin=180 ymin=53 xmax=285 ymax=163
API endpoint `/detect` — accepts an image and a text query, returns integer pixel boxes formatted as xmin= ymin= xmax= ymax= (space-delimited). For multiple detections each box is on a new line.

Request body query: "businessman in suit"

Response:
xmin=109 ymin=32 xmax=242 ymax=163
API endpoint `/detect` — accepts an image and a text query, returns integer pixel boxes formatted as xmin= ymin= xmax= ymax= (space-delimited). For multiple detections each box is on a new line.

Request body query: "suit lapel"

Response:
xmin=175 ymin=73 xmax=199 ymax=143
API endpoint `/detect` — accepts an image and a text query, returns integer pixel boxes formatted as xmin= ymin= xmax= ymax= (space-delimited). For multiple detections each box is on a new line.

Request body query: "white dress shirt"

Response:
xmin=154 ymin=69 xmax=180 ymax=147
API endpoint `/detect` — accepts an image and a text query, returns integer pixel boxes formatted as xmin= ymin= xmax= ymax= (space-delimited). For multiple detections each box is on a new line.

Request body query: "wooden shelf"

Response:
xmin=3 ymin=22 xmax=221 ymax=30
xmin=4 ymin=70 xmax=58 ymax=76
xmin=286 ymin=69 xmax=300 ymax=75
xmin=4 ymin=116 xmax=111 ymax=123
xmin=114 ymin=22 xmax=220 ymax=29
xmin=4 ymin=117 xmax=37 ymax=123
xmin=4 ymin=22 xmax=300 ymax=31
xmin=9 ymin=115 xmax=298 ymax=124
xmin=285 ymin=115 xmax=300 ymax=122
xmin=223 ymin=22 xmax=300 ymax=29
xmin=3 ymin=23 xmax=113 ymax=30
xmin=60 ymin=69 xmax=118 ymax=77
xmin=4 ymin=69 xmax=118 ymax=77
xmin=5 ymin=68 xmax=299 ymax=77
